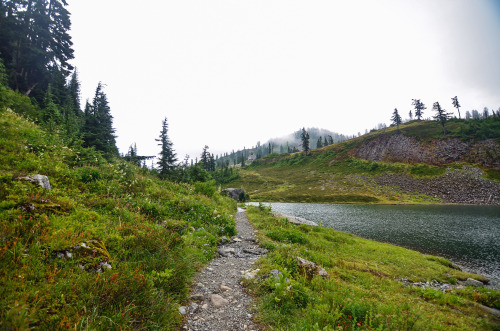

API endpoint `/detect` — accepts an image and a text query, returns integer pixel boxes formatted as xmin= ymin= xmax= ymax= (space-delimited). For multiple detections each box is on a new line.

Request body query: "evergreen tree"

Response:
xmin=82 ymin=82 xmax=118 ymax=159
xmin=156 ymin=117 xmax=177 ymax=177
xmin=316 ymin=136 xmax=322 ymax=148
xmin=300 ymin=127 xmax=310 ymax=155
xmin=328 ymin=135 xmax=333 ymax=145
xmin=432 ymin=102 xmax=452 ymax=135
xmin=408 ymin=109 xmax=413 ymax=120
xmin=200 ymin=145 xmax=210 ymax=171
xmin=0 ymin=0 xmax=74 ymax=99
xmin=451 ymin=96 xmax=461 ymax=119
xmin=391 ymin=108 xmax=402 ymax=133
xmin=323 ymin=136 xmax=328 ymax=147
xmin=412 ymin=99 xmax=426 ymax=120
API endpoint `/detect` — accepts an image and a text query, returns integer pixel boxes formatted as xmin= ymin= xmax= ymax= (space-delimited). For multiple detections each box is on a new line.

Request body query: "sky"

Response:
xmin=67 ymin=0 xmax=500 ymax=161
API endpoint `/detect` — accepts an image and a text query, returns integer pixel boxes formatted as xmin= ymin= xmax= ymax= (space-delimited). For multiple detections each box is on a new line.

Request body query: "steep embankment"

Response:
xmin=0 ymin=108 xmax=237 ymax=329
xmin=225 ymin=119 xmax=500 ymax=204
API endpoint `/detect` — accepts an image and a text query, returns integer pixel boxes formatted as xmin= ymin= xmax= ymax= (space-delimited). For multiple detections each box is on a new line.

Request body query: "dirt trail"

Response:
xmin=182 ymin=207 xmax=266 ymax=331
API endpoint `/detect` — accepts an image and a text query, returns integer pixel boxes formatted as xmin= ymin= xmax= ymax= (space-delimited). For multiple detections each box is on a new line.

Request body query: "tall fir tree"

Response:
xmin=300 ymin=127 xmax=310 ymax=155
xmin=0 ymin=0 xmax=74 ymax=100
xmin=391 ymin=108 xmax=402 ymax=133
xmin=156 ymin=117 xmax=177 ymax=178
xmin=82 ymin=82 xmax=118 ymax=159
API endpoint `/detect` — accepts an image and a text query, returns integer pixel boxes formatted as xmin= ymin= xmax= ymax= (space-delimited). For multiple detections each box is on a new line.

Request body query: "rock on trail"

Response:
xmin=182 ymin=207 xmax=266 ymax=331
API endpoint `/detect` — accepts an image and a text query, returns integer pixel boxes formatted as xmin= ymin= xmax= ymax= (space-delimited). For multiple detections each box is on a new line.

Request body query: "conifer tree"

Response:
xmin=316 ymin=136 xmax=322 ymax=148
xmin=432 ymin=102 xmax=452 ymax=135
xmin=300 ymin=127 xmax=310 ymax=155
xmin=200 ymin=145 xmax=210 ymax=171
xmin=82 ymin=82 xmax=118 ymax=159
xmin=412 ymin=99 xmax=426 ymax=120
xmin=391 ymin=108 xmax=402 ymax=133
xmin=451 ymin=96 xmax=461 ymax=119
xmin=156 ymin=117 xmax=177 ymax=177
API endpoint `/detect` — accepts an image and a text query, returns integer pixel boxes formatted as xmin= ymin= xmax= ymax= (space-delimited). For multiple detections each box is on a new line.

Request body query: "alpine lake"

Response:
xmin=248 ymin=202 xmax=500 ymax=288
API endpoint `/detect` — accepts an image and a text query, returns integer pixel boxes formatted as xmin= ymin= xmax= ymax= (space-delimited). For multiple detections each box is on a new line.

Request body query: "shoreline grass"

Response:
xmin=244 ymin=205 xmax=500 ymax=330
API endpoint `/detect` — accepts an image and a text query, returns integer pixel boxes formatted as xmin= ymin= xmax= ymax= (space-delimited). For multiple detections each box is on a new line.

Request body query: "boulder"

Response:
xmin=296 ymin=257 xmax=329 ymax=280
xmin=221 ymin=188 xmax=245 ymax=201
xmin=464 ymin=278 xmax=484 ymax=287
xmin=19 ymin=174 xmax=52 ymax=190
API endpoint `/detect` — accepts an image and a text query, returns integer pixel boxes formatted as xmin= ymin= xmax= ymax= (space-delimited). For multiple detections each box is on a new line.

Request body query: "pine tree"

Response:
xmin=408 ymin=109 xmax=413 ymax=120
xmin=391 ymin=108 xmax=402 ymax=133
xmin=0 ymin=0 xmax=74 ymax=99
xmin=451 ymin=96 xmax=461 ymax=119
xmin=156 ymin=117 xmax=177 ymax=178
xmin=82 ymin=82 xmax=118 ymax=159
xmin=432 ymin=102 xmax=452 ymax=135
xmin=316 ymin=136 xmax=322 ymax=148
xmin=300 ymin=127 xmax=310 ymax=155
xmin=200 ymin=145 xmax=210 ymax=171
xmin=412 ymin=99 xmax=426 ymax=120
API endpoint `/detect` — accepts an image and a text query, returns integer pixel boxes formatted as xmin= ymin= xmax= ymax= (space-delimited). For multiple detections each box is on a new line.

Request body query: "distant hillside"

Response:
xmin=223 ymin=118 xmax=500 ymax=205
xmin=216 ymin=127 xmax=350 ymax=167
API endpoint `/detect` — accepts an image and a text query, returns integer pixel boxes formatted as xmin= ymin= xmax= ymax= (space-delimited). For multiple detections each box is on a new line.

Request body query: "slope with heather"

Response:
xmin=0 ymin=107 xmax=236 ymax=329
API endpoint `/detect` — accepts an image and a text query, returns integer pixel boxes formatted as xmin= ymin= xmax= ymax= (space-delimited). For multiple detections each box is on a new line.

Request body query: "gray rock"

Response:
xmin=218 ymin=248 xmax=229 ymax=257
xmin=241 ymin=268 xmax=259 ymax=280
xmin=189 ymin=302 xmax=199 ymax=313
xmin=19 ymin=174 xmax=52 ymax=190
xmin=221 ymin=188 xmax=245 ymax=201
xmin=210 ymin=294 xmax=229 ymax=307
xmin=220 ymin=236 xmax=229 ymax=245
xmin=190 ymin=293 xmax=204 ymax=301
xmin=297 ymin=256 xmax=329 ymax=279
xmin=465 ymin=278 xmax=484 ymax=287
xmin=179 ymin=306 xmax=187 ymax=315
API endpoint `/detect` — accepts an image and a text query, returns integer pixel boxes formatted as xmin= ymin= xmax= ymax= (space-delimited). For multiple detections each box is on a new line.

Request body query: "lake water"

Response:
xmin=249 ymin=202 xmax=500 ymax=288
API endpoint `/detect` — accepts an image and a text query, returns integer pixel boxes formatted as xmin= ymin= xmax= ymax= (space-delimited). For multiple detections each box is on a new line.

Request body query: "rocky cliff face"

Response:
xmin=350 ymin=135 xmax=500 ymax=169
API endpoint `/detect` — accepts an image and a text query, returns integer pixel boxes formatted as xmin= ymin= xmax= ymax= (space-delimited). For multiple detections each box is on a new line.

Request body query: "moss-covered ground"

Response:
xmin=245 ymin=205 xmax=500 ymax=330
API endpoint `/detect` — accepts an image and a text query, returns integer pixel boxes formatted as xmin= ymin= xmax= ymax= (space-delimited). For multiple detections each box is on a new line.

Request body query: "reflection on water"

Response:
xmin=250 ymin=202 xmax=500 ymax=287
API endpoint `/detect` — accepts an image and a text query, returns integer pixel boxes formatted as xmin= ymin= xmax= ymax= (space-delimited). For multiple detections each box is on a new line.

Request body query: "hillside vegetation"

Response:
xmin=0 ymin=107 xmax=236 ymax=329
xmin=225 ymin=119 xmax=500 ymax=204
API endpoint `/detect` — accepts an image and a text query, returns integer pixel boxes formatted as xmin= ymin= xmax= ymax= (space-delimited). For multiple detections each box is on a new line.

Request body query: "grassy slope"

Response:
xmin=225 ymin=119 xmax=500 ymax=203
xmin=0 ymin=108 xmax=236 ymax=329
xmin=245 ymin=205 xmax=500 ymax=330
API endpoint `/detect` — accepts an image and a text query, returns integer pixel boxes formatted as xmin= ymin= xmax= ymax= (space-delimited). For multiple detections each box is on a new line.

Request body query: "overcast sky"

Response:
xmin=67 ymin=0 xmax=500 ymax=161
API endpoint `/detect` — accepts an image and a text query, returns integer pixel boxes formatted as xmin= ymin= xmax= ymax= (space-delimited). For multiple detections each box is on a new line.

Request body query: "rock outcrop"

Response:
xmin=18 ymin=174 xmax=52 ymax=190
xmin=351 ymin=135 xmax=500 ymax=169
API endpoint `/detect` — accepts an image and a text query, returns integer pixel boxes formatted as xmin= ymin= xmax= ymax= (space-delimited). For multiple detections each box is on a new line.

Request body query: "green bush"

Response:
xmin=194 ymin=180 xmax=217 ymax=197
xmin=267 ymin=228 xmax=308 ymax=245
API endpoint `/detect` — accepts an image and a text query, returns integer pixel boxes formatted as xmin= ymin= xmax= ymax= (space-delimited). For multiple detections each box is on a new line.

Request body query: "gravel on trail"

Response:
xmin=182 ymin=207 xmax=266 ymax=331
